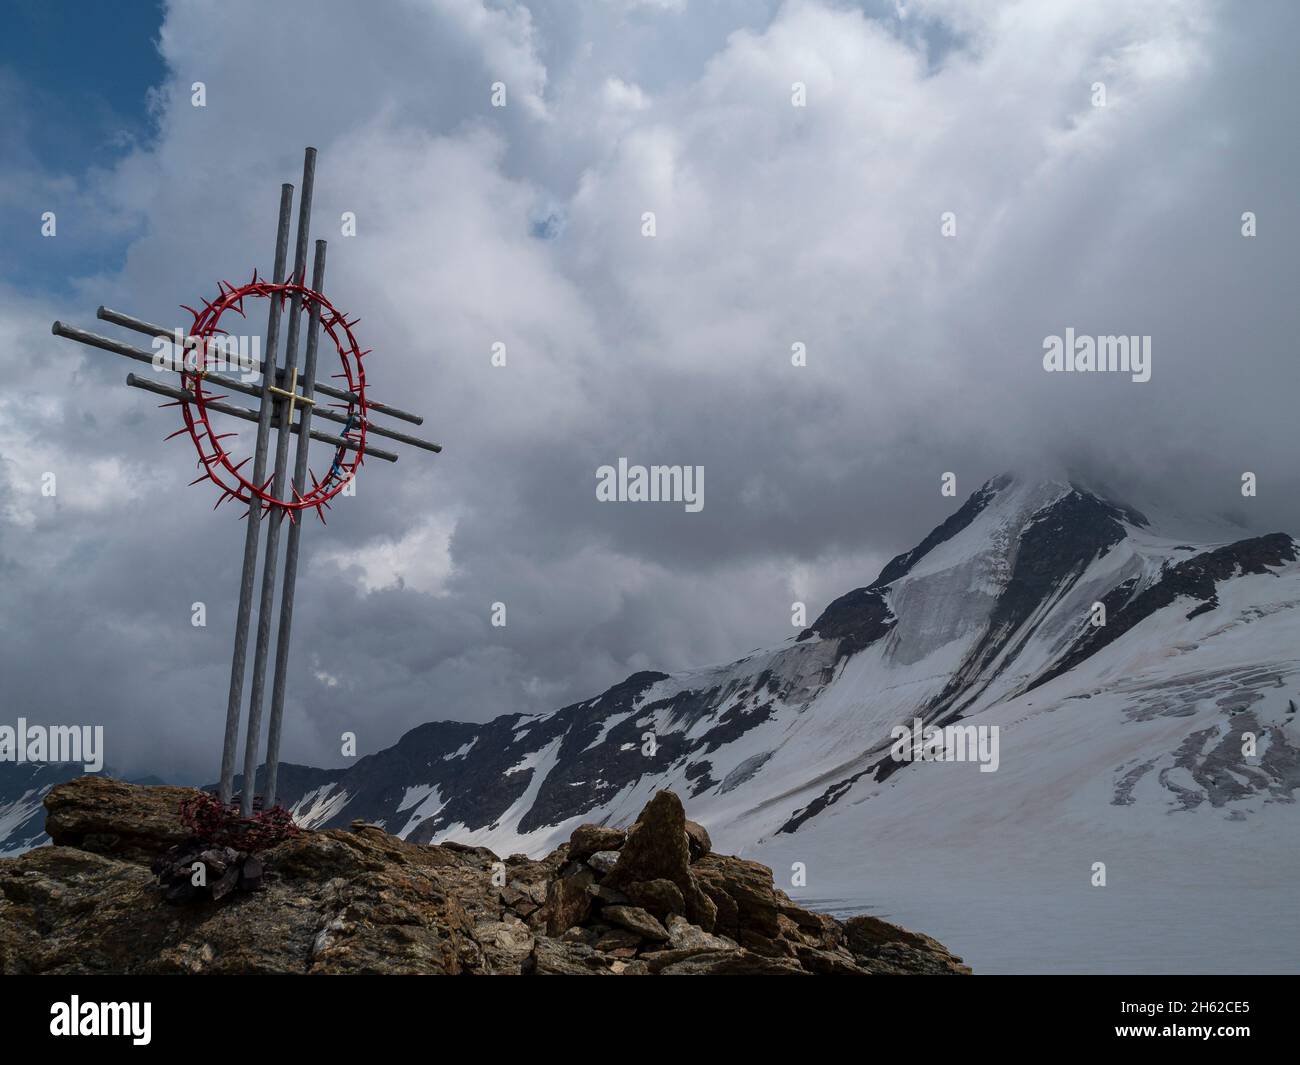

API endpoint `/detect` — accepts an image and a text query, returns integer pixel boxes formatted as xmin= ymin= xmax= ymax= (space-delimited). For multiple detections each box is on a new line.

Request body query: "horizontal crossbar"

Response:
xmin=125 ymin=373 xmax=399 ymax=463
xmin=52 ymin=321 xmax=442 ymax=455
xmin=97 ymin=305 xmax=427 ymax=427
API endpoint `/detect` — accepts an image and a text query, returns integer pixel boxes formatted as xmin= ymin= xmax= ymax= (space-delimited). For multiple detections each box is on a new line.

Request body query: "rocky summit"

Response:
xmin=0 ymin=777 xmax=968 ymax=975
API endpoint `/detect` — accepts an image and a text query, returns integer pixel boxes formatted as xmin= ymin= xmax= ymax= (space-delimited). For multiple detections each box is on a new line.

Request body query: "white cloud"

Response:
xmin=2 ymin=0 xmax=1295 ymax=777
xmin=316 ymin=511 xmax=459 ymax=595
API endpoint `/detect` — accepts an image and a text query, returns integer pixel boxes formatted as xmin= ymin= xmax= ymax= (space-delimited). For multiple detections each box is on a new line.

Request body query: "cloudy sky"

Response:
xmin=1 ymin=0 xmax=1296 ymax=781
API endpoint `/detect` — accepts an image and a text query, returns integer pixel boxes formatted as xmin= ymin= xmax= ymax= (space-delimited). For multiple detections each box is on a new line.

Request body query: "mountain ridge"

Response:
xmin=4 ymin=472 xmax=1298 ymax=869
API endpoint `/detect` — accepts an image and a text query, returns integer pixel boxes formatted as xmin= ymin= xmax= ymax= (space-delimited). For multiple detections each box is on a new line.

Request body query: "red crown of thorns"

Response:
xmin=165 ymin=271 xmax=369 ymax=522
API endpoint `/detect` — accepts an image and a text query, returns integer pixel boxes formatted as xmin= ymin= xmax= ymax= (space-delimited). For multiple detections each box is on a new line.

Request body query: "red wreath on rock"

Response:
xmin=180 ymin=790 xmax=300 ymax=853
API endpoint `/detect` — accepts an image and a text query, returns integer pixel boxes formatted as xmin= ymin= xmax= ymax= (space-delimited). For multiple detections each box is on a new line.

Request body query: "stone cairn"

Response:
xmin=514 ymin=789 xmax=971 ymax=975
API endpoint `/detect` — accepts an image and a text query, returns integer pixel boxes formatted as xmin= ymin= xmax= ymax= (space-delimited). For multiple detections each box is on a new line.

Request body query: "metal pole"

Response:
xmin=218 ymin=182 xmax=293 ymax=807
xmin=240 ymin=147 xmax=316 ymax=816
xmin=264 ymin=239 xmax=327 ymax=809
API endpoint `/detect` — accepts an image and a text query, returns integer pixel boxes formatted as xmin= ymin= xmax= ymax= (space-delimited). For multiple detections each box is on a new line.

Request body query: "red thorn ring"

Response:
xmin=176 ymin=275 xmax=368 ymax=514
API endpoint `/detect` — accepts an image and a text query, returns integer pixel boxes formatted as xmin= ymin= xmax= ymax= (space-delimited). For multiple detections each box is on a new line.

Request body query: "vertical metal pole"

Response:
xmin=264 ymin=238 xmax=327 ymax=809
xmin=240 ymin=147 xmax=316 ymax=816
xmin=218 ymin=182 xmax=294 ymax=807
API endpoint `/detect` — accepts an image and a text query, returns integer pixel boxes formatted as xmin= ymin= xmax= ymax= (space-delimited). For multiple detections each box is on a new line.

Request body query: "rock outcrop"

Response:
xmin=0 ymin=778 xmax=970 ymax=975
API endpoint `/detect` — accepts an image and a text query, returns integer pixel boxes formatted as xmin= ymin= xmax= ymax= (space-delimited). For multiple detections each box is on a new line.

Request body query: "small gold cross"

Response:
xmin=267 ymin=367 xmax=315 ymax=424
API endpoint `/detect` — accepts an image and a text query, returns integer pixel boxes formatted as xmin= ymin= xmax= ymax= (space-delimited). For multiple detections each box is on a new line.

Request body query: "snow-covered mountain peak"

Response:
xmin=191 ymin=473 xmax=1290 ymax=863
